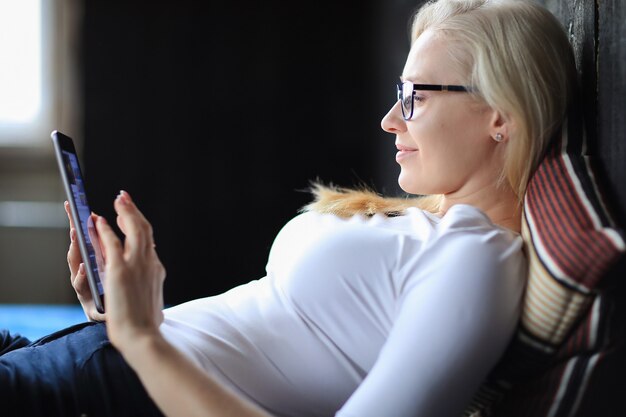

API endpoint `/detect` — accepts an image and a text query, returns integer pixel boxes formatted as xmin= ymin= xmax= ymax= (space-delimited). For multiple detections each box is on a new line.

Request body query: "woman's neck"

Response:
xmin=438 ymin=183 xmax=522 ymax=233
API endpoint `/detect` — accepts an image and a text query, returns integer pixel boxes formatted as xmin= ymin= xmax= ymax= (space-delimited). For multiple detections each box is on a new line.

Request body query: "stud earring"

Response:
xmin=494 ymin=133 xmax=503 ymax=142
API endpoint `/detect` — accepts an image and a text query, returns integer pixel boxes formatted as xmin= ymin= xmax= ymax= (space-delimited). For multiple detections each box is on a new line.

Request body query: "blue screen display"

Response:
xmin=61 ymin=150 xmax=105 ymax=295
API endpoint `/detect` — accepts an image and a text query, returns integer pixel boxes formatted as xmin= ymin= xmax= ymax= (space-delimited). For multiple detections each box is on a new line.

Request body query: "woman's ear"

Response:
xmin=488 ymin=109 xmax=512 ymax=142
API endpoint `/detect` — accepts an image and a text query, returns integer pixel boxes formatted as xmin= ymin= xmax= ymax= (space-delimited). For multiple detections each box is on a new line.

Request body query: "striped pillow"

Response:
xmin=463 ymin=112 xmax=626 ymax=416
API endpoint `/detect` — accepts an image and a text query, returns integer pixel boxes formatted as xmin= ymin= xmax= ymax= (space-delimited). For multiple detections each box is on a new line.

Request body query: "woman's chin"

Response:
xmin=398 ymin=176 xmax=423 ymax=195
xmin=398 ymin=178 xmax=438 ymax=196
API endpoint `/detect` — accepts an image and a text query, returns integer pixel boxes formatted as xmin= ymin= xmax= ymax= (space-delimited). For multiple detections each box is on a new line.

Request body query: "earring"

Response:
xmin=494 ymin=133 xmax=503 ymax=142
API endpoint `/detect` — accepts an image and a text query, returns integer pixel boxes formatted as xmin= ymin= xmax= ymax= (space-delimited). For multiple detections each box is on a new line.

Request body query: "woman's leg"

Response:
xmin=0 ymin=322 xmax=164 ymax=417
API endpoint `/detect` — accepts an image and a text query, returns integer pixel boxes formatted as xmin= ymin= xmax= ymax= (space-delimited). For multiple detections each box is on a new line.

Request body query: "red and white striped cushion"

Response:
xmin=463 ymin=113 xmax=625 ymax=417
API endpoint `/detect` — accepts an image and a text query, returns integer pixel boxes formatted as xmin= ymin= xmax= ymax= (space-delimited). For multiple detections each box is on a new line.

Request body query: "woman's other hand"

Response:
xmin=95 ymin=190 xmax=166 ymax=354
xmin=65 ymin=201 xmax=107 ymax=322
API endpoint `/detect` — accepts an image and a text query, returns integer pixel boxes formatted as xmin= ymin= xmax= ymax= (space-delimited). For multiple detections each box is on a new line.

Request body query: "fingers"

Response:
xmin=64 ymin=201 xmax=76 ymax=229
xmin=114 ymin=191 xmax=155 ymax=257
xmin=94 ymin=215 xmax=124 ymax=266
xmin=89 ymin=212 xmax=108 ymax=262
xmin=70 ymin=263 xmax=106 ymax=322
xmin=116 ymin=214 xmax=127 ymax=236
xmin=73 ymin=263 xmax=90 ymax=296
xmin=94 ymin=190 xmax=155 ymax=264
xmin=66 ymin=200 xmax=109 ymax=323
xmin=94 ymin=191 xmax=167 ymax=348
xmin=67 ymin=227 xmax=82 ymax=276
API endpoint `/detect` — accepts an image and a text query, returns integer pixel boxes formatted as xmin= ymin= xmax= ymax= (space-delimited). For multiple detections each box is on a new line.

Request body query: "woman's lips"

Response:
xmin=395 ymin=144 xmax=418 ymax=162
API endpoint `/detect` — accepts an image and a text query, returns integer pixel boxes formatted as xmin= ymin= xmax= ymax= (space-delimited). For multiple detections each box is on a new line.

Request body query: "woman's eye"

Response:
xmin=414 ymin=95 xmax=425 ymax=104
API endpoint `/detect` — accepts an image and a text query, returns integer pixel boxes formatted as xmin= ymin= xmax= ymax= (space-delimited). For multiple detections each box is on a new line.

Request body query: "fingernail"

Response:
xmin=70 ymin=228 xmax=76 ymax=242
xmin=97 ymin=216 xmax=107 ymax=225
xmin=78 ymin=263 xmax=84 ymax=274
xmin=117 ymin=190 xmax=131 ymax=205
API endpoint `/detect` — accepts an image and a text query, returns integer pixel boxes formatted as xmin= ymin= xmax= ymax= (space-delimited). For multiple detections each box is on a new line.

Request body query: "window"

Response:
xmin=0 ymin=0 xmax=80 ymax=148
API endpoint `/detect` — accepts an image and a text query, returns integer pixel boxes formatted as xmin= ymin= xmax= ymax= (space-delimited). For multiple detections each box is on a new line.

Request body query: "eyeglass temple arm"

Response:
xmin=411 ymin=84 xmax=470 ymax=92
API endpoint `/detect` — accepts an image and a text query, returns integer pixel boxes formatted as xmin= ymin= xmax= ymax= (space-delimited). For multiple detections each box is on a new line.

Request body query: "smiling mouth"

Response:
xmin=396 ymin=144 xmax=418 ymax=152
xmin=395 ymin=144 xmax=418 ymax=162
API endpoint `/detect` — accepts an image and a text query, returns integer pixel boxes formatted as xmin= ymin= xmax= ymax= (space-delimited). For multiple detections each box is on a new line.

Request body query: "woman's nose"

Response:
xmin=381 ymin=100 xmax=407 ymax=134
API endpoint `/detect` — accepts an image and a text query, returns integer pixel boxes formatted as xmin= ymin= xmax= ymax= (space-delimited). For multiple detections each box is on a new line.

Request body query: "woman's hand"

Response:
xmin=94 ymin=191 xmax=272 ymax=417
xmin=94 ymin=190 xmax=166 ymax=354
xmin=65 ymin=201 xmax=107 ymax=322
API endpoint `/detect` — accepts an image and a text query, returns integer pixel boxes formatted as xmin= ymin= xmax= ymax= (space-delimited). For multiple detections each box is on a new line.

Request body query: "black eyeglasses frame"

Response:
xmin=396 ymin=82 xmax=473 ymax=120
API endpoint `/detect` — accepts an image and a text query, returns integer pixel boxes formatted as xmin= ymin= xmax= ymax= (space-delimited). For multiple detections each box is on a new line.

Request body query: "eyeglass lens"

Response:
xmin=397 ymin=82 xmax=414 ymax=121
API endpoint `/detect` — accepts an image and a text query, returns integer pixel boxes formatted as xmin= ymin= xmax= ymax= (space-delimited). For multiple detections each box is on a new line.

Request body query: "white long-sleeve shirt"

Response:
xmin=160 ymin=204 xmax=527 ymax=417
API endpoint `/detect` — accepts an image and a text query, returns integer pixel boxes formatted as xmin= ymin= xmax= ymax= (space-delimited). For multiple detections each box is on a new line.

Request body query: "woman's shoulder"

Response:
xmin=424 ymin=204 xmax=523 ymax=257
xmin=400 ymin=205 xmax=527 ymax=301
xmin=434 ymin=204 xmax=517 ymax=234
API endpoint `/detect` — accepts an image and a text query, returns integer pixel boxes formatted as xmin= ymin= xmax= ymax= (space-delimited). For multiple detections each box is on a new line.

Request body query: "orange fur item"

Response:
xmin=300 ymin=182 xmax=440 ymax=218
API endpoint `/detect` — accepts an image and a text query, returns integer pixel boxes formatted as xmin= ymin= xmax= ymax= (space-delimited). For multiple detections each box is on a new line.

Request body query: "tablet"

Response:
xmin=51 ymin=130 xmax=106 ymax=313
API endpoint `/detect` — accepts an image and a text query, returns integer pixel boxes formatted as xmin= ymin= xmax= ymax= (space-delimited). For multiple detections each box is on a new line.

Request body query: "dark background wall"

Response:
xmin=80 ymin=0 xmax=417 ymax=306
xmin=539 ymin=0 xmax=626 ymax=282
xmin=79 ymin=0 xmax=625 ymax=307
xmin=540 ymin=0 xmax=626 ymax=225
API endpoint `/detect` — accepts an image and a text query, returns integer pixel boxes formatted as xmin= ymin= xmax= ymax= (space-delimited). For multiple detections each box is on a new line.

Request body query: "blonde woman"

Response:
xmin=1 ymin=0 xmax=577 ymax=416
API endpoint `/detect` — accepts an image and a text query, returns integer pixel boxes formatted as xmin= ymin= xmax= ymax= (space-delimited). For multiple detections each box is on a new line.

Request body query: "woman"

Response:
xmin=1 ymin=0 xmax=577 ymax=416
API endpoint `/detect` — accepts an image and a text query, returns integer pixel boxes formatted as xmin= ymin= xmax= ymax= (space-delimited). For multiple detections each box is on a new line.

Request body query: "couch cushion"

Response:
xmin=463 ymin=110 xmax=626 ymax=417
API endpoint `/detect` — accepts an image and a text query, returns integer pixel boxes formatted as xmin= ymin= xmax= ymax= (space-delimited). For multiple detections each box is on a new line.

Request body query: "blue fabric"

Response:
xmin=0 ymin=304 xmax=87 ymax=340
xmin=0 ymin=321 xmax=164 ymax=417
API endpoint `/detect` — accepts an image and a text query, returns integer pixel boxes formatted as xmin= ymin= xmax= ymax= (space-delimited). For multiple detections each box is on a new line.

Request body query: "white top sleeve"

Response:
xmin=336 ymin=229 xmax=526 ymax=417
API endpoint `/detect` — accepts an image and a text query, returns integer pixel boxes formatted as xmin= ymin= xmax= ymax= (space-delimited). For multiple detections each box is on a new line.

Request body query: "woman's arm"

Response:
xmin=95 ymin=191 xmax=272 ymax=417
xmin=336 ymin=231 xmax=526 ymax=417
xmin=122 ymin=332 xmax=271 ymax=417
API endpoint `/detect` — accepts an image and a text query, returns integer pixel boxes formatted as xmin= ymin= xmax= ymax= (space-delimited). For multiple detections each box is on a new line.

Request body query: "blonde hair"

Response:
xmin=304 ymin=0 xmax=577 ymax=218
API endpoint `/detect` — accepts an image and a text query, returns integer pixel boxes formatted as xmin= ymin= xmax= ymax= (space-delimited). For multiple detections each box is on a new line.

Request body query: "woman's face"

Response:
xmin=381 ymin=30 xmax=502 ymax=198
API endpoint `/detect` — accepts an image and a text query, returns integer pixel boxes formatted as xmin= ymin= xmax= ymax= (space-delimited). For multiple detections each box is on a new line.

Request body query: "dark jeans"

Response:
xmin=0 ymin=322 xmax=164 ymax=417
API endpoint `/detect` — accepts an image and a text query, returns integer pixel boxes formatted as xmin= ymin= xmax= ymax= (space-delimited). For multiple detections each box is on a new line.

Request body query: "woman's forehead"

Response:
xmin=402 ymin=30 xmax=460 ymax=84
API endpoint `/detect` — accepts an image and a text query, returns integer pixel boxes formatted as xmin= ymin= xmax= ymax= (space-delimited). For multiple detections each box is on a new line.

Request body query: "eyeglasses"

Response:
xmin=396 ymin=81 xmax=472 ymax=120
